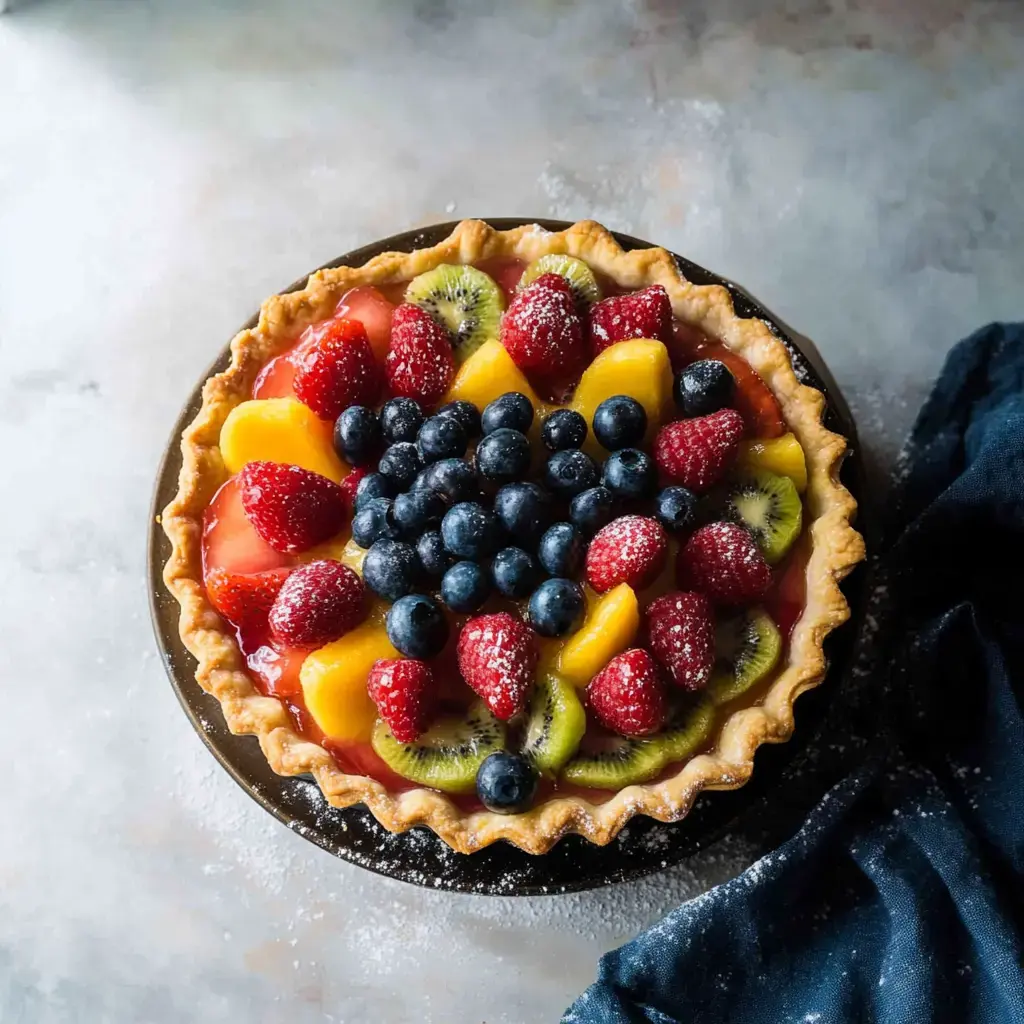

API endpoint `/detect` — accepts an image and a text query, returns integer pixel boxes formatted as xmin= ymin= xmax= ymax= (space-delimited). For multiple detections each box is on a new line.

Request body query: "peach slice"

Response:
xmin=299 ymin=604 xmax=396 ymax=742
xmin=219 ymin=398 xmax=347 ymax=482
xmin=558 ymin=583 xmax=640 ymax=688
xmin=736 ymin=433 xmax=807 ymax=493
xmin=570 ymin=338 xmax=673 ymax=457
xmin=443 ymin=339 xmax=552 ymax=424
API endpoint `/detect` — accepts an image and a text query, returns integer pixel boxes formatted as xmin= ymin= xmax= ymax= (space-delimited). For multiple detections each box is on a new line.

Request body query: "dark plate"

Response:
xmin=149 ymin=219 xmax=868 ymax=895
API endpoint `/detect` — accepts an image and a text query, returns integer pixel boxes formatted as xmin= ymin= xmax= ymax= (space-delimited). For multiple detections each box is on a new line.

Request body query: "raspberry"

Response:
xmin=587 ymin=284 xmax=672 ymax=356
xmin=456 ymin=612 xmax=537 ymax=721
xmin=678 ymin=522 xmax=772 ymax=606
xmin=500 ymin=273 xmax=586 ymax=379
xmin=385 ymin=303 xmax=456 ymax=409
xmin=367 ymin=658 xmax=436 ymax=743
xmin=586 ymin=648 xmax=667 ymax=737
xmin=653 ymin=407 xmax=745 ymax=493
xmin=585 ymin=515 xmax=667 ymax=594
xmin=645 ymin=591 xmax=715 ymax=691
xmin=268 ymin=560 xmax=366 ymax=648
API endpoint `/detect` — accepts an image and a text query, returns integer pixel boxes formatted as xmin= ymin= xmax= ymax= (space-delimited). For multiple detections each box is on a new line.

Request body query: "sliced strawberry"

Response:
xmin=205 ymin=567 xmax=291 ymax=636
xmin=202 ymin=477 xmax=292 ymax=577
xmin=335 ymin=286 xmax=395 ymax=365
xmin=456 ymin=612 xmax=538 ymax=721
xmin=653 ymin=408 xmax=745 ymax=493
xmin=246 ymin=642 xmax=306 ymax=697
xmin=587 ymin=648 xmax=667 ymax=737
xmin=585 ymin=515 xmax=668 ymax=594
xmin=367 ymin=658 xmax=437 ymax=743
xmin=645 ymin=591 xmax=715 ymax=691
xmin=587 ymin=284 xmax=673 ymax=356
xmin=292 ymin=317 xmax=381 ymax=420
xmin=239 ymin=461 xmax=346 ymax=554
xmin=252 ymin=351 xmax=299 ymax=400
xmin=268 ymin=559 xmax=366 ymax=649
xmin=385 ymin=303 xmax=456 ymax=408
xmin=678 ymin=522 xmax=773 ymax=606
xmin=473 ymin=257 xmax=526 ymax=301
xmin=500 ymin=273 xmax=586 ymax=380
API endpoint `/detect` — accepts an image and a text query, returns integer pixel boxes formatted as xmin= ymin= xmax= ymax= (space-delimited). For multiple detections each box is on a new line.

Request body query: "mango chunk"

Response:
xmin=444 ymin=339 xmax=551 ymax=420
xmin=220 ymin=398 xmax=347 ymax=482
xmin=570 ymin=339 xmax=673 ymax=457
xmin=299 ymin=612 xmax=397 ymax=741
xmin=736 ymin=433 xmax=807 ymax=493
xmin=558 ymin=583 xmax=640 ymax=688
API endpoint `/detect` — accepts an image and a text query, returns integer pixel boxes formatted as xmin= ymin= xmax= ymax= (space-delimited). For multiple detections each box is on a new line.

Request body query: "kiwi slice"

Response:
xmin=560 ymin=699 xmax=714 ymax=789
xmin=405 ymin=264 xmax=505 ymax=363
xmin=371 ymin=701 xmax=505 ymax=794
xmin=517 ymin=254 xmax=602 ymax=308
xmin=708 ymin=608 xmax=782 ymax=705
xmin=520 ymin=670 xmax=586 ymax=775
xmin=723 ymin=469 xmax=803 ymax=564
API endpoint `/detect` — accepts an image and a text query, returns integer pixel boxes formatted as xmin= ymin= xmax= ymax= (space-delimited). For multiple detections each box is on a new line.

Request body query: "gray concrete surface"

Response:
xmin=1 ymin=2 xmax=1022 ymax=1021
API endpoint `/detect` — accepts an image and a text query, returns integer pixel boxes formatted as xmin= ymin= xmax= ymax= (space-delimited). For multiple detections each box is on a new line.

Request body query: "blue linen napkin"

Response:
xmin=565 ymin=323 xmax=1024 ymax=1024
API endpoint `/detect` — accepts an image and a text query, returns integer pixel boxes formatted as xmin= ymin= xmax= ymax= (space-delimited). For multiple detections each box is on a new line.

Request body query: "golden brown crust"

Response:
xmin=161 ymin=220 xmax=865 ymax=854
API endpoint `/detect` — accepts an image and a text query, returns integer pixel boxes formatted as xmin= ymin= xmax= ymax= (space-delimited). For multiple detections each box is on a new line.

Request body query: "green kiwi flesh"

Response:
xmin=371 ymin=701 xmax=505 ymax=793
xmin=404 ymin=264 xmax=505 ymax=363
xmin=520 ymin=670 xmax=586 ymax=775
xmin=707 ymin=608 xmax=782 ymax=705
xmin=724 ymin=469 xmax=803 ymax=564
xmin=517 ymin=254 xmax=602 ymax=308
xmin=560 ymin=699 xmax=715 ymax=789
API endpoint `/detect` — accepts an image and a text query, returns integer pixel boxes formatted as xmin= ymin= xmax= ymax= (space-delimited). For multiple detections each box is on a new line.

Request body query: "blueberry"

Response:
xmin=386 ymin=593 xmax=449 ymax=659
xmin=528 ymin=578 xmax=586 ymax=638
xmin=655 ymin=485 xmax=698 ymax=533
xmin=351 ymin=498 xmax=400 ymax=549
xmin=544 ymin=448 xmax=598 ymax=497
xmin=602 ymin=448 xmax=657 ymax=500
xmin=593 ymin=395 xmax=647 ymax=451
xmin=417 ymin=415 xmax=468 ymax=463
xmin=475 ymin=751 xmax=538 ymax=814
xmin=541 ymin=409 xmax=587 ymax=451
xmin=492 ymin=547 xmax=539 ymax=599
xmin=430 ymin=458 xmax=479 ymax=503
xmin=416 ymin=530 xmax=453 ymax=577
xmin=674 ymin=359 xmax=735 ymax=418
xmin=437 ymin=400 xmax=482 ymax=438
xmin=493 ymin=482 xmax=551 ymax=547
xmin=440 ymin=561 xmax=492 ymax=613
xmin=475 ymin=428 xmax=531 ymax=482
xmin=570 ymin=486 xmax=615 ymax=535
xmin=377 ymin=442 xmax=422 ymax=491
xmin=354 ymin=472 xmax=395 ymax=511
xmin=410 ymin=466 xmax=437 ymax=493
xmin=441 ymin=502 xmax=502 ymax=560
xmin=380 ymin=397 xmax=424 ymax=444
xmin=362 ymin=539 xmax=420 ymax=602
xmin=482 ymin=392 xmax=534 ymax=435
xmin=333 ymin=405 xmax=380 ymax=466
xmin=392 ymin=490 xmax=446 ymax=534
xmin=538 ymin=522 xmax=584 ymax=577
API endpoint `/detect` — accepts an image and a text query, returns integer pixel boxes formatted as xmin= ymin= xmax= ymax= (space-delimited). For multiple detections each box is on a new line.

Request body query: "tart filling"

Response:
xmin=162 ymin=220 xmax=864 ymax=854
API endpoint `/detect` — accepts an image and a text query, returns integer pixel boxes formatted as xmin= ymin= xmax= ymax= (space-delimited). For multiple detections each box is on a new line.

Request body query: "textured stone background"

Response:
xmin=1 ymin=2 xmax=1022 ymax=1021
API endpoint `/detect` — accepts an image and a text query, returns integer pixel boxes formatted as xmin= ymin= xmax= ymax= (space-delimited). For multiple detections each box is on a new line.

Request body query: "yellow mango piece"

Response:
xmin=300 ymin=613 xmax=397 ymax=741
xmin=444 ymin=339 xmax=552 ymax=420
xmin=570 ymin=339 xmax=673 ymax=457
xmin=220 ymin=398 xmax=348 ymax=482
xmin=558 ymin=583 xmax=640 ymax=688
xmin=737 ymin=433 xmax=807 ymax=493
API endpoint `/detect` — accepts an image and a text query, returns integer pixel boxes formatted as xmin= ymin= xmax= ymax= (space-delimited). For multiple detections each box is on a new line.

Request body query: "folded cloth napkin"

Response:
xmin=565 ymin=323 xmax=1024 ymax=1024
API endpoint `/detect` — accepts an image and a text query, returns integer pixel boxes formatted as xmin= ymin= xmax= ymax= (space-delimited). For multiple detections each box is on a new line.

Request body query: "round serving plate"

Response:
xmin=149 ymin=219 xmax=869 ymax=895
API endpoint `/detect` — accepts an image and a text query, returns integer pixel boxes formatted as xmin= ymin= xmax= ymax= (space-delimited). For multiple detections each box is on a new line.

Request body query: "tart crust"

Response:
xmin=161 ymin=220 xmax=865 ymax=855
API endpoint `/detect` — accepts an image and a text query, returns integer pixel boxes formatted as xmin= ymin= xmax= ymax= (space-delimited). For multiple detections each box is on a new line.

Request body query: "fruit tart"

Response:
xmin=161 ymin=220 xmax=864 ymax=854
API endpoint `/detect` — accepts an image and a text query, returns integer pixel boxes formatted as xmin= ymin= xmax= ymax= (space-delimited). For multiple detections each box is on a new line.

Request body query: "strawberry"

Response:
xmin=586 ymin=649 xmax=667 ymax=737
xmin=239 ymin=461 xmax=346 ymax=554
xmin=500 ymin=273 xmax=586 ymax=379
xmin=293 ymin=317 xmax=381 ymax=420
xmin=335 ymin=286 xmax=396 ymax=365
xmin=456 ymin=612 xmax=538 ymax=721
xmin=645 ymin=591 xmax=715 ymax=691
xmin=205 ymin=567 xmax=291 ymax=634
xmin=678 ymin=522 xmax=772 ymax=606
xmin=268 ymin=559 xmax=366 ymax=648
xmin=339 ymin=465 xmax=369 ymax=515
xmin=367 ymin=658 xmax=436 ymax=743
xmin=385 ymin=303 xmax=456 ymax=408
xmin=587 ymin=284 xmax=673 ymax=356
xmin=653 ymin=407 xmax=745 ymax=493
xmin=585 ymin=515 xmax=668 ymax=594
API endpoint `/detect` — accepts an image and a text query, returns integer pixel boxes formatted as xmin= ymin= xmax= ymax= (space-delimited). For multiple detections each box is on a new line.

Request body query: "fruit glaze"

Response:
xmin=162 ymin=220 xmax=864 ymax=854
